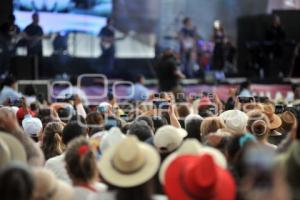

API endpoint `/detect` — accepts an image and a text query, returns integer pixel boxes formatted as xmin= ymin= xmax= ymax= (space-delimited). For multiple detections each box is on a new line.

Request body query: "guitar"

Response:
xmin=100 ymin=30 xmax=135 ymax=50
xmin=26 ymin=33 xmax=55 ymax=48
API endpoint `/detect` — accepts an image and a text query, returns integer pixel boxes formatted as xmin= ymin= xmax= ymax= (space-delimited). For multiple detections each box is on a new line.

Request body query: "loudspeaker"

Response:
xmin=10 ymin=56 xmax=38 ymax=80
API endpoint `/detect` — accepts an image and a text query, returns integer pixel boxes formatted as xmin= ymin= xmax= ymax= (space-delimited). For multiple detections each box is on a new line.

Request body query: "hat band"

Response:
xmin=111 ymin=159 xmax=146 ymax=175
xmin=179 ymin=168 xmax=215 ymax=200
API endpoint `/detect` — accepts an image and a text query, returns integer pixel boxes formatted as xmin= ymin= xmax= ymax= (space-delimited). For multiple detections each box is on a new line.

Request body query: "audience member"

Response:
xmin=65 ymin=137 xmax=107 ymax=200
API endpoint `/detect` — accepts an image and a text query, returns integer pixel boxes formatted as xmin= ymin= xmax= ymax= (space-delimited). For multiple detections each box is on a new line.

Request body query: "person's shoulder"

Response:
xmin=45 ymin=154 xmax=65 ymax=166
xmin=88 ymin=191 xmax=116 ymax=200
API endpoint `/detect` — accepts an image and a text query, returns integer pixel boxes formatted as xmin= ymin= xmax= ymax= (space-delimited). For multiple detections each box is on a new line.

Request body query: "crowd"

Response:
xmin=1 ymin=70 xmax=300 ymax=200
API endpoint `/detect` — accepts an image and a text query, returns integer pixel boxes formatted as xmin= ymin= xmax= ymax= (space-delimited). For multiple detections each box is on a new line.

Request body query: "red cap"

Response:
xmin=16 ymin=108 xmax=36 ymax=121
xmin=164 ymin=154 xmax=236 ymax=200
xmin=198 ymin=96 xmax=212 ymax=109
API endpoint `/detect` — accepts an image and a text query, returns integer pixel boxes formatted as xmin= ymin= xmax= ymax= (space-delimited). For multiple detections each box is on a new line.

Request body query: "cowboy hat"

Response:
xmin=263 ymin=104 xmax=282 ymax=130
xmin=159 ymin=139 xmax=227 ymax=184
xmin=278 ymin=111 xmax=296 ymax=133
xmin=220 ymin=110 xmax=248 ymax=134
xmin=98 ymin=136 xmax=160 ymax=188
xmin=164 ymin=154 xmax=236 ymax=200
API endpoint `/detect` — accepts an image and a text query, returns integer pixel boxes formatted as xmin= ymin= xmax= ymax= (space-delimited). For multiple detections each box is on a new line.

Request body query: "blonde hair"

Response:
xmin=200 ymin=117 xmax=224 ymax=140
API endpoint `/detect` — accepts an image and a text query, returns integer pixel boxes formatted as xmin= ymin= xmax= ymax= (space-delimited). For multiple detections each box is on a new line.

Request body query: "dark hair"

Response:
xmin=0 ymin=163 xmax=34 ymax=200
xmin=2 ymin=74 xmax=16 ymax=87
xmin=107 ymin=17 xmax=113 ymax=24
xmin=239 ymin=81 xmax=251 ymax=94
xmin=115 ymin=179 xmax=154 ymax=200
xmin=65 ymin=137 xmax=98 ymax=184
xmin=152 ymin=116 xmax=168 ymax=133
xmin=128 ymin=121 xmax=153 ymax=141
xmin=135 ymin=74 xmax=144 ymax=83
xmin=182 ymin=17 xmax=191 ymax=25
xmin=135 ymin=116 xmax=154 ymax=131
xmin=86 ymin=112 xmax=103 ymax=125
xmin=185 ymin=117 xmax=202 ymax=142
xmin=62 ymin=121 xmax=87 ymax=145
xmin=41 ymin=122 xmax=64 ymax=160
xmin=69 ymin=76 xmax=77 ymax=86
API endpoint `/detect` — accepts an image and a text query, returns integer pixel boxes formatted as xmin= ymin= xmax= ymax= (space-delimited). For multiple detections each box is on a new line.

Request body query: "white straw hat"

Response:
xmin=154 ymin=125 xmax=187 ymax=153
xmin=98 ymin=136 xmax=160 ymax=188
xmin=220 ymin=110 xmax=248 ymax=134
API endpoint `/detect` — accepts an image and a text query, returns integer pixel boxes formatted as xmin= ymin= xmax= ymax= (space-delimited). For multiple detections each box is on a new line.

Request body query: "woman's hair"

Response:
xmin=0 ymin=163 xmax=34 ymax=200
xmin=86 ymin=112 xmax=103 ymax=126
xmin=86 ymin=112 xmax=103 ymax=136
xmin=247 ymin=110 xmax=270 ymax=140
xmin=65 ymin=137 xmax=98 ymax=184
xmin=177 ymin=104 xmax=190 ymax=118
xmin=200 ymin=117 xmax=224 ymax=140
xmin=184 ymin=114 xmax=203 ymax=142
xmin=41 ymin=122 xmax=64 ymax=160
xmin=116 ymin=179 xmax=154 ymax=200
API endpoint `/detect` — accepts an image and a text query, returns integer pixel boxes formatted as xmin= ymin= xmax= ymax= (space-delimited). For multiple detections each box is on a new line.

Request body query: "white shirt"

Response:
xmin=73 ymin=183 xmax=107 ymax=200
xmin=88 ymin=191 xmax=167 ymax=200
xmin=0 ymin=86 xmax=22 ymax=104
xmin=45 ymin=153 xmax=71 ymax=184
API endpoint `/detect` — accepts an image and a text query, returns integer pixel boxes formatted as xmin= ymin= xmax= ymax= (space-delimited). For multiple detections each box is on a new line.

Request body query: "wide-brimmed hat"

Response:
xmin=262 ymin=104 xmax=282 ymax=130
xmin=278 ymin=111 xmax=296 ymax=133
xmin=100 ymin=127 xmax=126 ymax=153
xmin=154 ymin=125 xmax=187 ymax=153
xmin=164 ymin=154 xmax=236 ymax=200
xmin=22 ymin=117 xmax=43 ymax=137
xmin=159 ymin=139 xmax=227 ymax=184
xmin=98 ymin=136 xmax=160 ymax=188
xmin=33 ymin=168 xmax=74 ymax=200
xmin=220 ymin=110 xmax=248 ymax=134
xmin=243 ymin=103 xmax=264 ymax=112
xmin=0 ymin=132 xmax=27 ymax=167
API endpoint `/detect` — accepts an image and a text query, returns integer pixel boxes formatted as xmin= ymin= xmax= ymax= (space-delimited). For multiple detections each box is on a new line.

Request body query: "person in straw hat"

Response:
xmin=90 ymin=136 xmax=166 ymax=200
xmin=163 ymin=153 xmax=236 ymax=200
xmin=247 ymin=110 xmax=277 ymax=149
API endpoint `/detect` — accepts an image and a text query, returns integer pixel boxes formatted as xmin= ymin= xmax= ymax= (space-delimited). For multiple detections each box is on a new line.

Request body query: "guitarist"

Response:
xmin=99 ymin=17 xmax=116 ymax=75
xmin=23 ymin=12 xmax=44 ymax=57
xmin=178 ymin=17 xmax=198 ymax=78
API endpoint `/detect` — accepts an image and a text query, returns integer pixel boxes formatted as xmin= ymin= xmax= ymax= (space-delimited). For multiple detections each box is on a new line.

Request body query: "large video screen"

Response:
xmin=14 ymin=0 xmax=112 ymax=35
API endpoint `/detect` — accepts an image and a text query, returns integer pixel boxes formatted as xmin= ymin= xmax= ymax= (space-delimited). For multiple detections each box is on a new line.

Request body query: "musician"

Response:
xmin=265 ymin=15 xmax=287 ymax=77
xmin=178 ymin=17 xmax=197 ymax=78
xmin=212 ymin=20 xmax=226 ymax=70
xmin=0 ymin=14 xmax=20 ymax=74
xmin=99 ymin=17 xmax=115 ymax=75
xmin=24 ymin=12 xmax=44 ymax=57
xmin=266 ymin=15 xmax=286 ymax=58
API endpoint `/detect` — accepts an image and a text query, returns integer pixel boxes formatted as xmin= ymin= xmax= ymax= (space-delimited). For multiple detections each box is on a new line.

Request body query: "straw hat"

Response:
xmin=33 ymin=168 xmax=74 ymax=200
xmin=0 ymin=132 xmax=27 ymax=167
xmin=98 ymin=136 xmax=160 ymax=188
xmin=263 ymin=104 xmax=282 ymax=130
xmin=220 ymin=110 xmax=248 ymax=134
xmin=159 ymin=139 xmax=227 ymax=184
xmin=154 ymin=125 xmax=187 ymax=153
xmin=164 ymin=154 xmax=236 ymax=200
xmin=278 ymin=111 xmax=296 ymax=133
xmin=243 ymin=103 xmax=264 ymax=112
